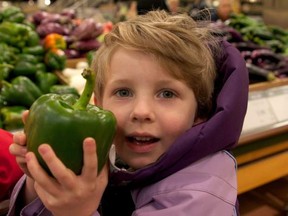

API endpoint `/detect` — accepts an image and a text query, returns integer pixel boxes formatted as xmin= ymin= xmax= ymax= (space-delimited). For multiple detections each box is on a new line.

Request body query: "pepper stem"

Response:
xmin=72 ymin=67 xmax=95 ymax=110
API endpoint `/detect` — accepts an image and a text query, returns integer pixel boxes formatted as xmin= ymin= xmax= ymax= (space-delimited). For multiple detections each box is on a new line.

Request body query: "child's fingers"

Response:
xmin=26 ymin=151 xmax=59 ymax=195
xmin=81 ymin=138 xmax=98 ymax=181
xmin=37 ymin=144 xmax=76 ymax=189
xmin=12 ymin=131 xmax=27 ymax=146
xmin=9 ymin=143 xmax=27 ymax=157
xmin=22 ymin=110 xmax=29 ymax=124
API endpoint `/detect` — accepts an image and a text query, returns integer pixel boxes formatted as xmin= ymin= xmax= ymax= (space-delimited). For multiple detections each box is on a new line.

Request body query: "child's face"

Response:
xmin=98 ymin=48 xmax=198 ymax=169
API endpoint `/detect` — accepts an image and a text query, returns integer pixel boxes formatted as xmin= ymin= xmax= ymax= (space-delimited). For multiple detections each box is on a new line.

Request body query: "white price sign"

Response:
xmin=242 ymin=91 xmax=278 ymax=133
xmin=266 ymin=86 xmax=288 ymax=122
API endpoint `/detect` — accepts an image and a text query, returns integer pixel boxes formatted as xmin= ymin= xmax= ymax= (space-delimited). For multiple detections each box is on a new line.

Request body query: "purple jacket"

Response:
xmin=7 ymin=41 xmax=248 ymax=216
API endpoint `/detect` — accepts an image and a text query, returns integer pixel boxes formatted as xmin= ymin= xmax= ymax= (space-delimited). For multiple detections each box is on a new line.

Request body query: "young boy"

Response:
xmin=8 ymin=10 xmax=248 ymax=216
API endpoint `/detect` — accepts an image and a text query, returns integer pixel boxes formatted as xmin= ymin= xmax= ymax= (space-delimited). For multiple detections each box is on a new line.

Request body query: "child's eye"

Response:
xmin=115 ymin=89 xmax=132 ymax=97
xmin=159 ymin=90 xmax=175 ymax=98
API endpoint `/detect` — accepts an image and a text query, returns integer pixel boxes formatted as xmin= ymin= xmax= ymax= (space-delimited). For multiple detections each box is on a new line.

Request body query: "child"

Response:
xmin=8 ymin=10 xmax=248 ymax=216
xmin=0 ymin=129 xmax=23 ymax=202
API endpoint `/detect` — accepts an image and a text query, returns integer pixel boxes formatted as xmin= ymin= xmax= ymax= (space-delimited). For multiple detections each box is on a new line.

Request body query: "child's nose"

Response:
xmin=130 ymin=98 xmax=155 ymax=122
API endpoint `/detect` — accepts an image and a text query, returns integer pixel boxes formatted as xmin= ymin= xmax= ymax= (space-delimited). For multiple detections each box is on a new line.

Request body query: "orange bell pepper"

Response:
xmin=43 ymin=33 xmax=67 ymax=50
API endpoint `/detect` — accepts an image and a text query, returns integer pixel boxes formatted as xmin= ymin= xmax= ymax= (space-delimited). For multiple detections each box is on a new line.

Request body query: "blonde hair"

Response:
xmin=92 ymin=10 xmax=220 ymax=118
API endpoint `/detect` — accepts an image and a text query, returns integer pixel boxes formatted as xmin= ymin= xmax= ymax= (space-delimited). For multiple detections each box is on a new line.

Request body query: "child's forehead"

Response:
xmin=107 ymin=50 xmax=185 ymax=83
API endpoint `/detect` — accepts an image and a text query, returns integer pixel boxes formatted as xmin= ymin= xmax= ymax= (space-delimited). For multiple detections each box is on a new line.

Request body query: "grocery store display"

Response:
xmin=0 ymin=6 xmax=78 ymax=131
xmin=1 ymin=4 xmax=287 ymax=131
xmin=214 ymin=13 xmax=288 ymax=83
xmin=32 ymin=10 xmax=105 ymax=59
xmin=26 ymin=68 xmax=117 ymax=176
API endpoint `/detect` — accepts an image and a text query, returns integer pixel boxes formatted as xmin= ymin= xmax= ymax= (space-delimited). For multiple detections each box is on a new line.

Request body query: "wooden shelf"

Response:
xmin=237 ymin=151 xmax=288 ymax=194
xmin=236 ymin=78 xmax=288 ymax=195
xmin=249 ymin=78 xmax=288 ymax=92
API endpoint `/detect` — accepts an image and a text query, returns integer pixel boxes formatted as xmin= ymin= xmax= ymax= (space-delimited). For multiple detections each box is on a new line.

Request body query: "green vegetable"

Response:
xmin=49 ymin=85 xmax=79 ymax=96
xmin=35 ymin=71 xmax=58 ymax=93
xmin=0 ymin=22 xmax=30 ymax=48
xmin=0 ymin=43 xmax=18 ymax=64
xmin=26 ymin=31 xmax=40 ymax=47
xmin=22 ymin=45 xmax=45 ymax=56
xmin=26 ymin=68 xmax=117 ymax=176
xmin=86 ymin=51 xmax=94 ymax=66
xmin=1 ymin=76 xmax=42 ymax=108
xmin=0 ymin=63 xmax=13 ymax=80
xmin=0 ymin=6 xmax=25 ymax=23
xmin=17 ymin=53 xmax=39 ymax=63
xmin=0 ymin=95 xmax=7 ymax=108
xmin=35 ymin=63 xmax=47 ymax=72
xmin=0 ymin=106 xmax=26 ymax=130
xmin=44 ymin=49 xmax=66 ymax=71
xmin=13 ymin=61 xmax=38 ymax=77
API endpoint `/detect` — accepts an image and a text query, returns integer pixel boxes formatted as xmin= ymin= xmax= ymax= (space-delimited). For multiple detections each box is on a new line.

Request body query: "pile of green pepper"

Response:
xmin=0 ymin=6 xmax=77 ymax=131
xmin=0 ymin=6 xmax=25 ymax=23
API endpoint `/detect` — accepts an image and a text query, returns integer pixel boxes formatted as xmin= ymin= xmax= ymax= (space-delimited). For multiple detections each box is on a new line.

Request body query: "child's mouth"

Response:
xmin=126 ymin=136 xmax=160 ymax=153
xmin=127 ymin=136 xmax=159 ymax=145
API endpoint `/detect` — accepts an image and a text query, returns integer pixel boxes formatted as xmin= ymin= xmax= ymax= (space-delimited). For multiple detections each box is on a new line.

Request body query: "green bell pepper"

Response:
xmin=17 ymin=53 xmax=39 ymax=64
xmin=0 ymin=43 xmax=18 ymax=64
xmin=86 ymin=51 xmax=94 ymax=66
xmin=1 ymin=76 xmax=42 ymax=108
xmin=12 ymin=61 xmax=38 ymax=77
xmin=35 ymin=63 xmax=47 ymax=72
xmin=26 ymin=31 xmax=40 ymax=47
xmin=0 ymin=106 xmax=26 ymax=131
xmin=0 ymin=63 xmax=13 ymax=80
xmin=0 ymin=95 xmax=7 ymax=108
xmin=26 ymin=68 xmax=117 ymax=176
xmin=0 ymin=22 xmax=30 ymax=48
xmin=22 ymin=45 xmax=45 ymax=56
xmin=0 ymin=6 xmax=25 ymax=23
xmin=49 ymin=84 xmax=80 ymax=97
xmin=35 ymin=71 xmax=58 ymax=94
xmin=44 ymin=49 xmax=66 ymax=71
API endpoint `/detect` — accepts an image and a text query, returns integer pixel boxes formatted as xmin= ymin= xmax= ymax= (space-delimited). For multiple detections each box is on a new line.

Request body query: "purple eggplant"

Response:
xmin=240 ymin=51 xmax=252 ymax=61
xmin=64 ymin=49 xmax=82 ymax=59
xmin=250 ymin=49 xmax=284 ymax=71
xmin=234 ymin=42 xmax=269 ymax=52
xmin=246 ymin=62 xmax=276 ymax=82
xmin=32 ymin=11 xmax=49 ymax=25
xmin=274 ymin=59 xmax=288 ymax=77
xmin=63 ymin=35 xmax=76 ymax=45
xmin=61 ymin=9 xmax=77 ymax=19
xmin=70 ymin=18 xmax=104 ymax=41
xmin=40 ymin=14 xmax=71 ymax=25
xmin=69 ymin=39 xmax=101 ymax=52
xmin=36 ymin=22 xmax=70 ymax=38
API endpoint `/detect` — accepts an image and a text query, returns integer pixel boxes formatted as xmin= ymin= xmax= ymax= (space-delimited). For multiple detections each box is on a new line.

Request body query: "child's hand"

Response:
xmin=26 ymin=137 xmax=108 ymax=216
xmin=9 ymin=111 xmax=31 ymax=176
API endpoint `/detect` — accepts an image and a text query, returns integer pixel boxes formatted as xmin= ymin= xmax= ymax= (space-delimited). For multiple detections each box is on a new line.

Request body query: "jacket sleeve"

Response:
xmin=0 ymin=129 xmax=23 ymax=201
xmin=7 ymin=175 xmax=101 ymax=216
xmin=132 ymin=190 xmax=237 ymax=216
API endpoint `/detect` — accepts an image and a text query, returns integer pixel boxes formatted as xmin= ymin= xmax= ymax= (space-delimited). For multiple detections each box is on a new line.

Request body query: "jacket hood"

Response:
xmin=109 ymin=40 xmax=249 ymax=188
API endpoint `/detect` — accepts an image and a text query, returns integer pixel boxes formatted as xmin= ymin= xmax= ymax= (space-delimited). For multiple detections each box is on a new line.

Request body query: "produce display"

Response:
xmin=31 ymin=9 xmax=105 ymax=59
xmin=26 ymin=68 xmax=117 ymax=175
xmin=0 ymin=6 xmax=78 ymax=131
xmin=1 ymin=4 xmax=287 ymax=131
xmin=215 ymin=13 xmax=288 ymax=83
